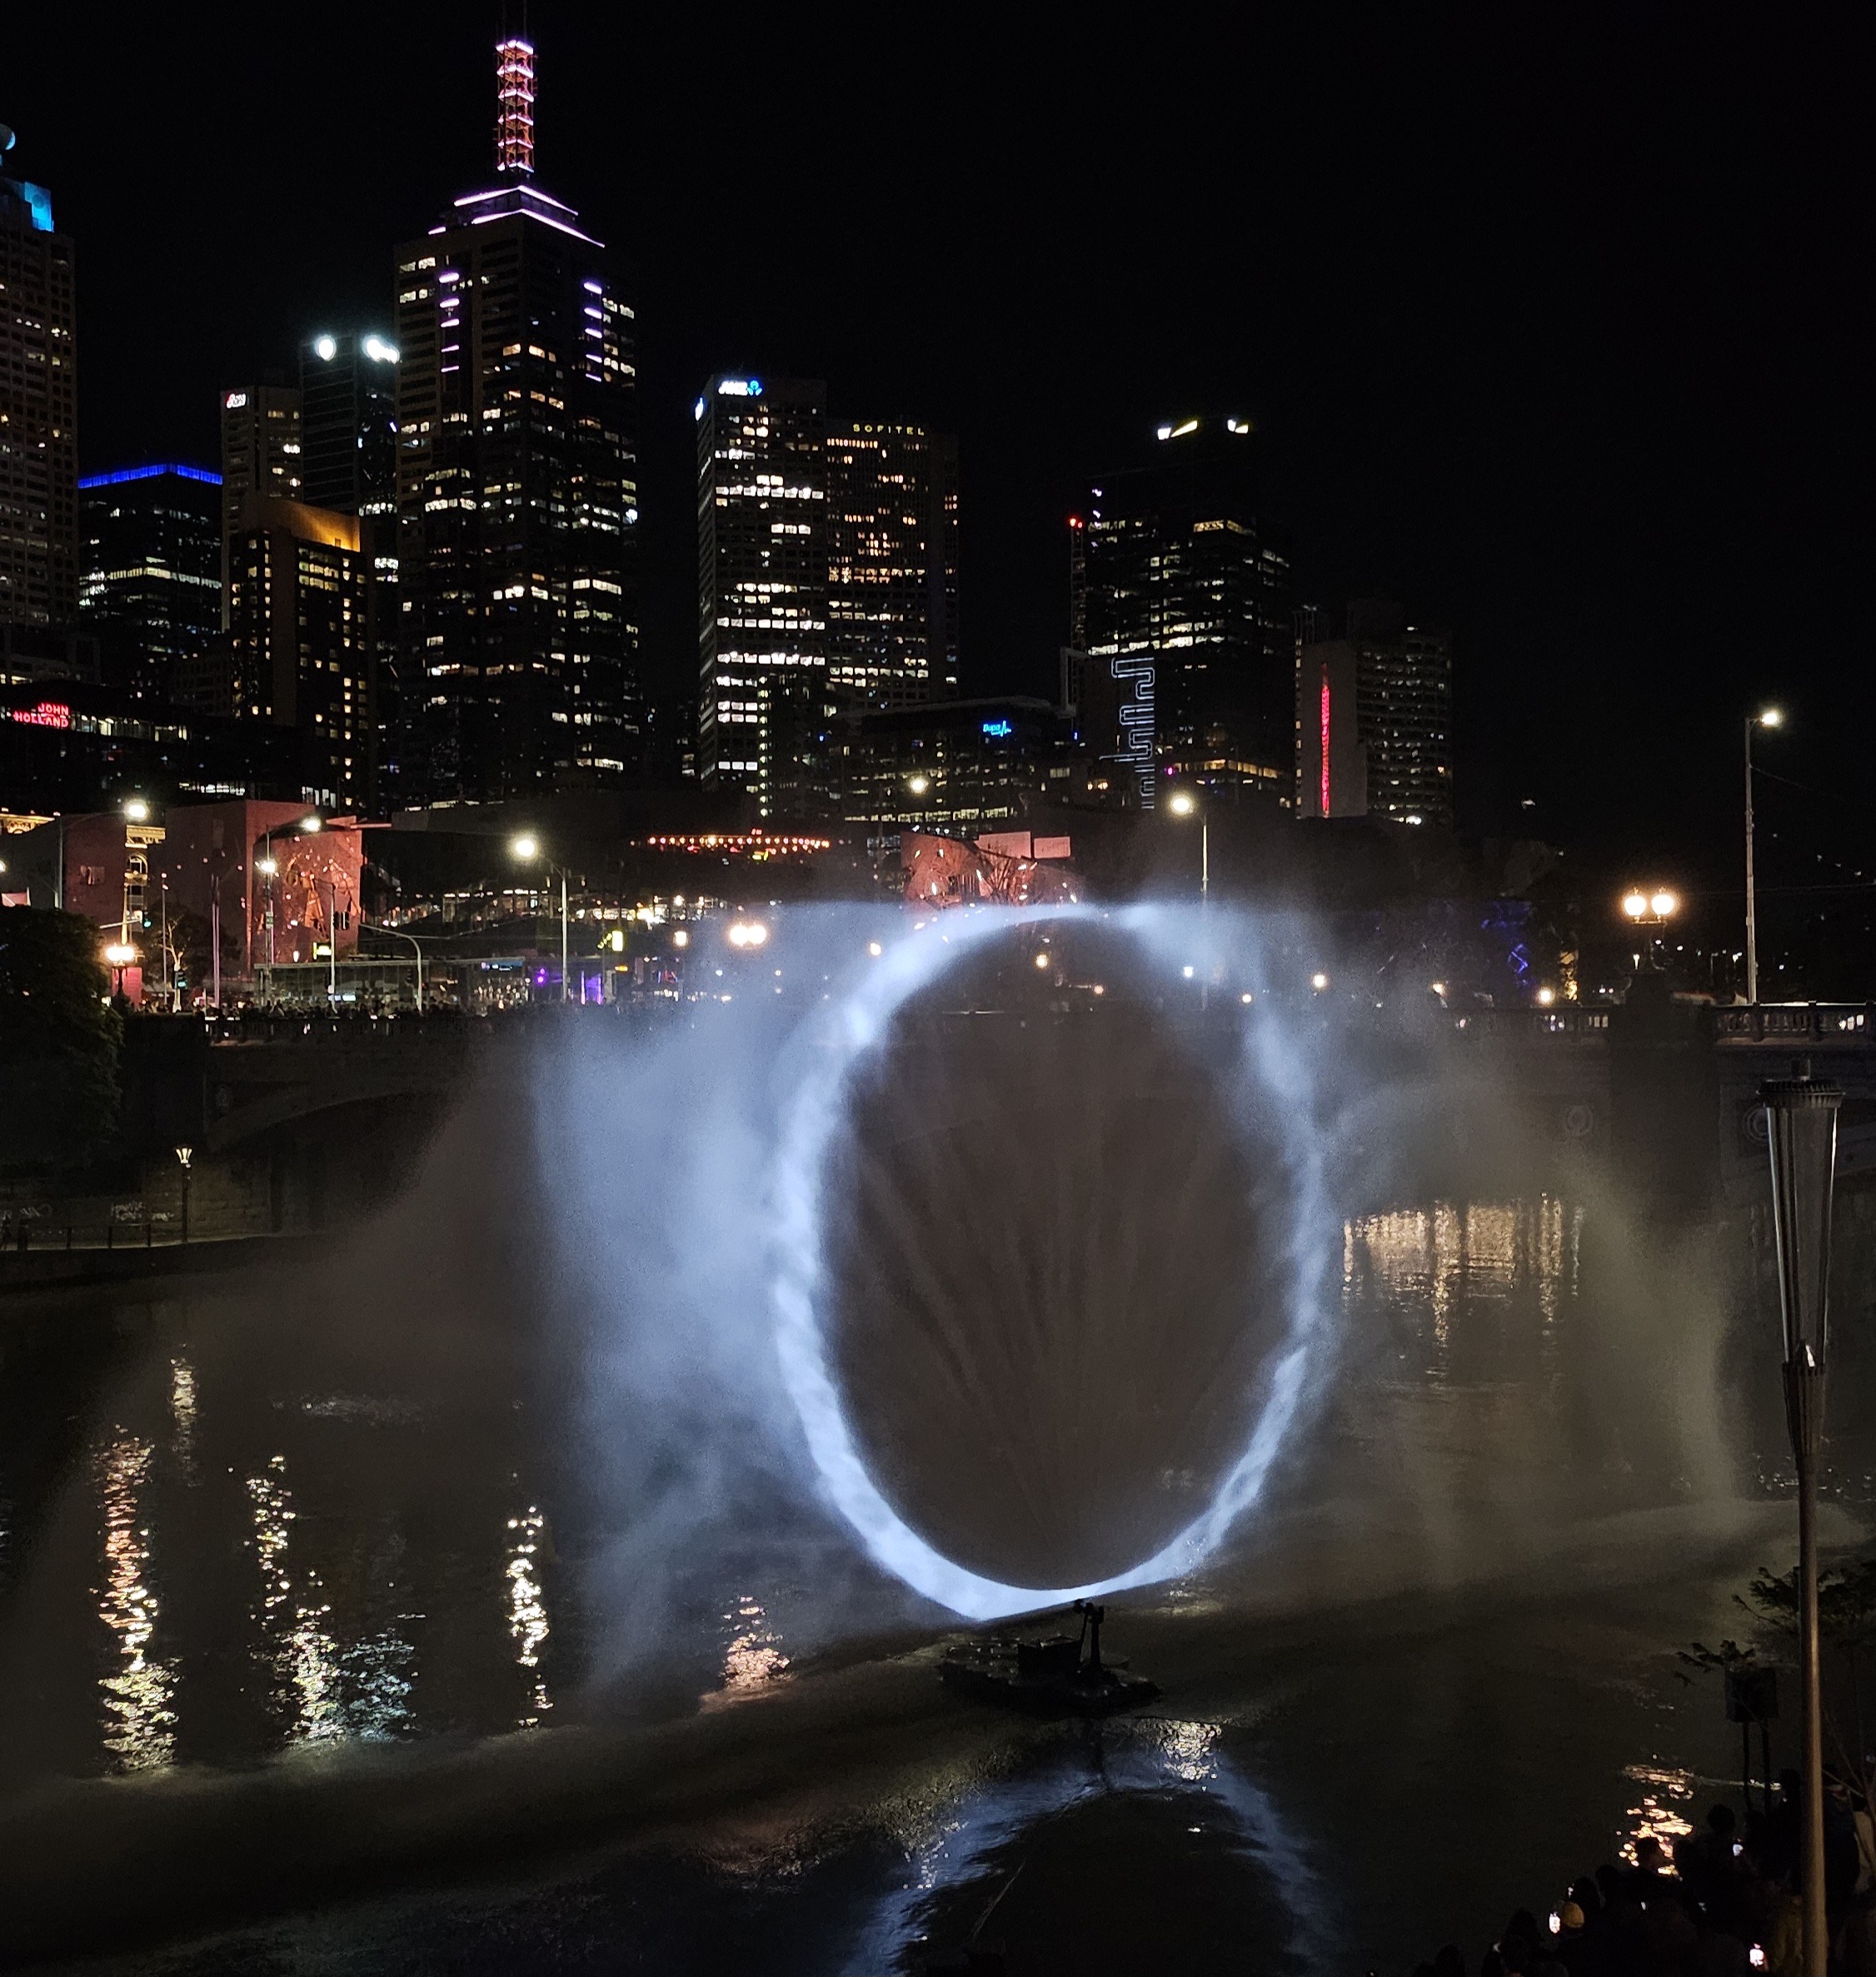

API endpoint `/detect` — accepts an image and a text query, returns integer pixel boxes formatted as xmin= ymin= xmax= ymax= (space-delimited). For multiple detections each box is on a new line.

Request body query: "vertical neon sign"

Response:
xmin=1319 ymin=664 xmax=1332 ymax=817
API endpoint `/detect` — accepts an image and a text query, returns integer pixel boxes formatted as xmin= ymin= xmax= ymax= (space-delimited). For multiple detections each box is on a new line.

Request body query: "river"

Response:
xmin=0 ymin=1174 xmax=1847 ymax=1974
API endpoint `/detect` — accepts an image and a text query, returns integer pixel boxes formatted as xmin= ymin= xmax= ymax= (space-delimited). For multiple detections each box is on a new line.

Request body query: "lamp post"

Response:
xmin=1168 ymin=789 xmax=1208 ymax=899
xmin=175 ymin=1146 xmax=192 ymax=1246
xmin=1620 ymin=886 xmax=1679 ymax=975
xmin=380 ymin=926 xmax=426 ymax=1011
xmin=509 ymin=834 xmax=569 ymax=1004
xmin=1744 ymin=707 xmax=1783 ymax=1005
xmin=1762 ymin=1067 xmax=1841 ymax=1977
xmin=254 ymin=851 xmax=277 ymax=971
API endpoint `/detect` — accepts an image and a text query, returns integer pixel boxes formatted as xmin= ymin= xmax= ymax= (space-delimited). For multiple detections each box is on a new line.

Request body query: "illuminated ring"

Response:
xmin=770 ymin=902 xmax=1327 ymax=1620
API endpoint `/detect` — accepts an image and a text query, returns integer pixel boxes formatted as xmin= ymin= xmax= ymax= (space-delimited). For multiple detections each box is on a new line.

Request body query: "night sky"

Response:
xmin=13 ymin=7 xmax=1872 ymax=891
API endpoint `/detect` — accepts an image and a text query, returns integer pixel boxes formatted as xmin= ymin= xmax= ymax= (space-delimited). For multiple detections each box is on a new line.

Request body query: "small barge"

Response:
xmin=940 ymin=1600 xmax=1158 ymax=1716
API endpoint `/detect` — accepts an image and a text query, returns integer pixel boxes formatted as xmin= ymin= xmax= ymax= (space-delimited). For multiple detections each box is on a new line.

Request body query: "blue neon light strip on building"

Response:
xmin=980 ymin=719 xmax=1013 ymax=737
xmin=78 ymin=463 xmax=222 ymax=489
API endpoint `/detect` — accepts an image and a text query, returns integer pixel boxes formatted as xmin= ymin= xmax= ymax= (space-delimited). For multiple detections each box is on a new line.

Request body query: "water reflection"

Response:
xmin=506 ymin=1506 xmax=552 ymax=1727
xmin=848 ymin=1720 xmax=1328 ymax=1974
xmin=95 ymin=1432 xmax=177 ymax=1771
xmin=720 ymin=1592 xmax=791 ymax=1693
xmin=246 ymin=1453 xmax=415 ymax=1744
xmin=1346 ymin=1199 xmax=1582 ymax=1327
xmin=1343 ymin=1196 xmax=1584 ymax=1386
xmin=167 ymin=1356 xmax=198 ymax=1474
xmin=1622 ymin=1762 xmax=1697 ymax=1866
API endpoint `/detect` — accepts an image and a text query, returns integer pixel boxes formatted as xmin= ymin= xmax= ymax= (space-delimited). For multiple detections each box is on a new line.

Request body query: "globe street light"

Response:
xmin=1620 ymin=886 xmax=1679 ymax=972
xmin=509 ymin=834 xmax=568 ymax=1003
xmin=1761 ymin=1067 xmax=1841 ymax=1975
xmin=1167 ymin=789 xmax=1207 ymax=898
xmin=1745 ymin=707 xmax=1784 ymax=1006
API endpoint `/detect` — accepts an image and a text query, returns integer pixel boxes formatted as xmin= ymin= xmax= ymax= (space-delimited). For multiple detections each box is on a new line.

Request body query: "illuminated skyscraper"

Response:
xmin=299 ymin=331 xmax=398 ymax=517
xmin=299 ymin=330 xmax=399 ymax=808
xmin=826 ymin=423 xmax=958 ymax=710
xmin=392 ymin=29 xmax=639 ymax=803
xmin=696 ymin=375 xmax=828 ymax=811
xmin=219 ymin=384 xmax=302 ymax=597
xmin=77 ymin=463 xmax=222 ymax=701
xmin=225 ymin=493 xmax=372 ymax=812
xmin=0 ymin=128 xmax=77 ymax=628
xmin=1295 ymin=599 xmax=1454 ymax=826
xmin=1075 ymin=417 xmax=1292 ymax=807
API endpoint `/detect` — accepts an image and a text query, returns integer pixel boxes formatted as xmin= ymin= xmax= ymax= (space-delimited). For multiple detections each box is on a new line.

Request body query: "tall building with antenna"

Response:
xmin=392 ymin=24 xmax=639 ymax=804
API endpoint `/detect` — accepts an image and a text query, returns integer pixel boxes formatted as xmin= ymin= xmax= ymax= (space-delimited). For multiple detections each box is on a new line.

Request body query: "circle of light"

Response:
xmin=770 ymin=902 xmax=1326 ymax=1620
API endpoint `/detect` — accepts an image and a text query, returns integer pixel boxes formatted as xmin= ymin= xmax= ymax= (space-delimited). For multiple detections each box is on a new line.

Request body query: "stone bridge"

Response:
xmin=113 ymin=999 xmax=1876 ymax=1229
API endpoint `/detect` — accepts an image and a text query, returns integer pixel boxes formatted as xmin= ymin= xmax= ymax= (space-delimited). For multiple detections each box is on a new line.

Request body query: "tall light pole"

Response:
xmin=1168 ymin=790 xmax=1208 ymax=900
xmin=254 ymin=851 xmax=277 ymax=971
xmin=509 ymin=834 xmax=570 ymax=1003
xmin=1762 ymin=1067 xmax=1840 ymax=1976
xmin=1745 ymin=706 xmax=1783 ymax=1006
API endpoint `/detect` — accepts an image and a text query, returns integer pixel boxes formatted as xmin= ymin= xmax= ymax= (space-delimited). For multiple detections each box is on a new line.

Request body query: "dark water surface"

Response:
xmin=0 ymin=1193 xmax=1832 ymax=1973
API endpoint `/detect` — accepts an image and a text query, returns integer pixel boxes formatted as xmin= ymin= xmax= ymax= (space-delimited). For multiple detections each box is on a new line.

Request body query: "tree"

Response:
xmin=1685 ymin=1560 xmax=1876 ymax=1875
xmin=0 ymin=908 xmax=121 ymax=1171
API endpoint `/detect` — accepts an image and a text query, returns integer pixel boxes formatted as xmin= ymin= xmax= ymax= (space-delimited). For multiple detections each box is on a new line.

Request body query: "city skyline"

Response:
xmin=7 ymin=8 xmax=1873 ymax=876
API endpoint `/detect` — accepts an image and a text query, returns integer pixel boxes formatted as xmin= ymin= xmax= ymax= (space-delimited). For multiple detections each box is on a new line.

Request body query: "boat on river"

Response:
xmin=940 ymin=1600 xmax=1158 ymax=1716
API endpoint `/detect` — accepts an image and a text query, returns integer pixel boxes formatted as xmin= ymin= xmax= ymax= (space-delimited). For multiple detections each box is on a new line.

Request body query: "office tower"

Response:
xmin=1295 ymin=599 xmax=1454 ymax=826
xmin=299 ymin=331 xmax=398 ymax=516
xmin=826 ymin=423 xmax=957 ymax=710
xmin=77 ymin=463 xmax=222 ymax=701
xmin=392 ymin=29 xmax=640 ymax=804
xmin=0 ymin=128 xmax=77 ymax=628
xmin=1075 ymin=417 xmax=1292 ymax=808
xmin=696 ymin=375 xmax=828 ymax=812
xmin=219 ymin=384 xmax=302 ymax=593
xmin=225 ymin=493 xmax=372 ymax=811
xmin=299 ymin=330 xmax=400 ymax=808
xmin=831 ymin=696 xmax=1073 ymax=830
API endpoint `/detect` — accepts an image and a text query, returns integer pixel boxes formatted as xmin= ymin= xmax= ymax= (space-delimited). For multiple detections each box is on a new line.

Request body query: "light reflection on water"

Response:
xmin=846 ymin=1719 xmax=1329 ymax=1975
xmin=506 ymin=1506 xmax=552 ymax=1727
xmin=95 ymin=1432 xmax=177 ymax=1771
xmin=1343 ymin=1196 xmax=1584 ymax=1385
xmin=1620 ymin=1762 xmax=1698 ymax=1867
xmin=720 ymin=1592 xmax=791 ymax=1694
xmin=246 ymin=1452 xmax=416 ymax=1744
xmin=167 ymin=1357 xmax=197 ymax=1474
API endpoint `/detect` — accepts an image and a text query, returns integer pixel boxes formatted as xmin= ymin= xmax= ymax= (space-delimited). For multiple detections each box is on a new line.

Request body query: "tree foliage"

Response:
xmin=0 ymin=908 xmax=121 ymax=1170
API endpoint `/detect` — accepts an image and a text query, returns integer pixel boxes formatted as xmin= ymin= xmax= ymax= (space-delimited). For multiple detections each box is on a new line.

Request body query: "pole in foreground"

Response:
xmin=1762 ymin=1066 xmax=1840 ymax=1975
xmin=1745 ymin=706 xmax=1782 ymax=1006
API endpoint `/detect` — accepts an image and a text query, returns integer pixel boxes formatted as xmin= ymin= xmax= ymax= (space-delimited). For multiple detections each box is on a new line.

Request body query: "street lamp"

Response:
xmin=1745 ymin=706 xmax=1784 ymax=1006
xmin=1167 ymin=789 xmax=1208 ymax=898
xmin=1761 ymin=1067 xmax=1841 ymax=1976
xmin=509 ymin=834 xmax=569 ymax=1004
xmin=102 ymin=940 xmax=136 ymax=996
xmin=1620 ymin=886 xmax=1679 ymax=972
xmin=378 ymin=926 xmax=426 ymax=1011
xmin=174 ymin=1145 xmax=192 ymax=1246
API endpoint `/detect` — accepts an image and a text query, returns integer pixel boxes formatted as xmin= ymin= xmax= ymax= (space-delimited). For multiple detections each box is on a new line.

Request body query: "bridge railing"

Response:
xmin=1451 ymin=1007 xmax=1612 ymax=1042
xmin=1714 ymin=1004 xmax=1876 ymax=1045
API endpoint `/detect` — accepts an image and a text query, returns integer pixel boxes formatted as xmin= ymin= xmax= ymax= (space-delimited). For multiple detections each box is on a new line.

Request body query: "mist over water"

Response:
xmin=0 ymin=898 xmax=1837 ymax=1970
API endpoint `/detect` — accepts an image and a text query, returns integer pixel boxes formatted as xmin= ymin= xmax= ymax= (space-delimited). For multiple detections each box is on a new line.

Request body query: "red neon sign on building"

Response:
xmin=12 ymin=700 xmax=72 ymax=729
